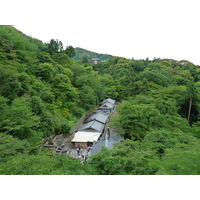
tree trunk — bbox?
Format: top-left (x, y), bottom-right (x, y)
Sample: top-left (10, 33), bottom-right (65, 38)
top-left (188, 98), bottom-right (192, 123)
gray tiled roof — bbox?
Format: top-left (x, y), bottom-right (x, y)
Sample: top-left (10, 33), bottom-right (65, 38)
top-left (109, 128), bottom-right (124, 142)
top-left (79, 120), bottom-right (104, 133)
top-left (85, 112), bottom-right (109, 124)
top-left (97, 109), bottom-right (111, 115)
top-left (99, 102), bottom-right (114, 110)
top-left (102, 98), bottom-right (116, 105)
top-left (110, 132), bottom-right (123, 142)
top-left (91, 136), bottom-right (117, 155)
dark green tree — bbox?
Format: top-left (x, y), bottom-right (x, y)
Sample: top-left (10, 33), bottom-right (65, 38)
top-left (79, 85), bottom-right (96, 109)
top-left (47, 39), bottom-right (63, 55)
top-left (52, 53), bottom-right (71, 65)
top-left (152, 142), bottom-right (200, 175)
top-left (0, 152), bottom-right (95, 175)
top-left (65, 46), bottom-right (75, 57)
top-left (37, 52), bottom-right (54, 63)
top-left (0, 133), bottom-right (30, 162)
top-left (81, 56), bottom-right (89, 64)
top-left (0, 97), bottom-right (39, 139)
top-left (113, 102), bottom-right (162, 140)
top-left (185, 82), bottom-right (199, 123)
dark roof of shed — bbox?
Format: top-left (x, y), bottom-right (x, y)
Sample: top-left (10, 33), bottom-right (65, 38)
top-left (85, 112), bottom-right (109, 124)
top-left (79, 120), bottom-right (104, 133)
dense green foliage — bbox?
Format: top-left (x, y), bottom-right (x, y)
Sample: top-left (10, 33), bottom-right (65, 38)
top-left (0, 26), bottom-right (200, 175)
top-left (88, 57), bottom-right (200, 175)
top-left (0, 26), bottom-right (113, 174)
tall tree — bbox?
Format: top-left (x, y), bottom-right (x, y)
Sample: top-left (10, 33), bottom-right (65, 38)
top-left (185, 82), bottom-right (198, 123)
top-left (65, 46), bottom-right (75, 57)
top-left (47, 39), bottom-right (63, 55)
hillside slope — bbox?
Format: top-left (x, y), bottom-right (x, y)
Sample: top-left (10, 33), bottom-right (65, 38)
top-left (1, 25), bottom-right (200, 175)
top-left (0, 25), bottom-right (46, 52)
top-left (74, 47), bottom-right (112, 61)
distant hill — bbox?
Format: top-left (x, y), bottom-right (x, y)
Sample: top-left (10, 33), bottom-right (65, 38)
top-left (74, 47), bottom-right (112, 61)
top-left (0, 25), bottom-right (47, 52)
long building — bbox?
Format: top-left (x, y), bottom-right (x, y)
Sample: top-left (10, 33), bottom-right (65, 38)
top-left (79, 120), bottom-right (105, 133)
top-left (84, 111), bottom-right (109, 124)
top-left (71, 98), bottom-right (116, 148)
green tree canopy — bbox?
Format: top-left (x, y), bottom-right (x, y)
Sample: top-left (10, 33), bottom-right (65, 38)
top-left (65, 46), bottom-right (75, 58)
top-left (47, 39), bottom-right (63, 55)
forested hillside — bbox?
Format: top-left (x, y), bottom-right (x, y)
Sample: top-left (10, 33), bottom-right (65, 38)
top-left (0, 25), bottom-right (200, 175)
top-left (74, 47), bottom-right (112, 61)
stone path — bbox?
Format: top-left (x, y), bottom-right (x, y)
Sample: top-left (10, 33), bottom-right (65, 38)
top-left (68, 147), bottom-right (92, 163)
